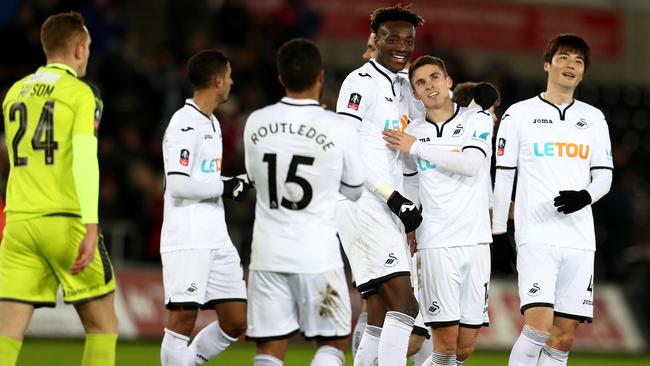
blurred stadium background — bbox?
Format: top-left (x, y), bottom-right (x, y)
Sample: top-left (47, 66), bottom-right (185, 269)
top-left (1, 0), bottom-right (649, 365)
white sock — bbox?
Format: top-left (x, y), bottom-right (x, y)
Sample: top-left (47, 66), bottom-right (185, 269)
top-left (537, 345), bottom-right (569, 366)
top-left (188, 321), bottom-right (237, 364)
top-left (161, 328), bottom-right (190, 366)
top-left (354, 325), bottom-right (381, 366)
top-left (310, 345), bottom-right (345, 366)
top-left (410, 335), bottom-right (432, 366)
top-left (427, 351), bottom-right (456, 365)
top-left (254, 354), bottom-right (284, 366)
top-left (508, 325), bottom-right (549, 366)
top-left (377, 311), bottom-right (415, 366)
top-left (456, 361), bottom-right (464, 366)
top-left (352, 312), bottom-right (368, 357)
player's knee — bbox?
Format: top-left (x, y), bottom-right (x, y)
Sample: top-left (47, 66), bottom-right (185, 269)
top-left (457, 344), bottom-right (476, 361)
top-left (549, 332), bottom-right (575, 351)
top-left (221, 317), bottom-right (247, 338)
top-left (435, 337), bottom-right (457, 355)
top-left (405, 300), bottom-right (420, 319)
top-left (168, 313), bottom-right (197, 335)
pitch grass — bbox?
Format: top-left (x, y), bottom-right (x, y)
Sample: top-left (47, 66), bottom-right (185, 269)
top-left (17, 338), bottom-right (650, 365)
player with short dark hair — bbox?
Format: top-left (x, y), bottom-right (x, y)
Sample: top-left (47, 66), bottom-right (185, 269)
top-left (383, 55), bottom-right (496, 366)
top-left (0, 11), bottom-right (117, 366)
top-left (492, 33), bottom-right (612, 366)
top-left (336, 4), bottom-right (426, 365)
top-left (160, 49), bottom-right (251, 366)
top-left (244, 38), bottom-right (364, 366)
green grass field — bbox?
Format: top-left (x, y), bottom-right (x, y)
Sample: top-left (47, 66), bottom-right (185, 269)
top-left (16, 339), bottom-right (650, 365)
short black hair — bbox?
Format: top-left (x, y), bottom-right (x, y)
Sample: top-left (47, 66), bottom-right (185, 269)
top-left (543, 33), bottom-right (591, 70)
top-left (277, 38), bottom-right (322, 92)
top-left (186, 50), bottom-right (229, 90)
top-left (370, 4), bottom-right (424, 34)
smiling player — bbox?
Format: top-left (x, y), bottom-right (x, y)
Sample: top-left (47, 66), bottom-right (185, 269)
top-left (492, 34), bottom-right (613, 366)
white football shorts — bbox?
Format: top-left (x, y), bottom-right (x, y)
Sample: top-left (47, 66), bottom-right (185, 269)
top-left (161, 243), bottom-right (246, 308)
top-left (517, 242), bottom-right (594, 322)
top-left (418, 244), bottom-right (490, 328)
top-left (336, 197), bottom-right (412, 295)
top-left (246, 268), bottom-right (352, 339)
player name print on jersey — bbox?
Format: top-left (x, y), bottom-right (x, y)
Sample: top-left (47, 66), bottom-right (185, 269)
top-left (248, 122), bottom-right (335, 151)
top-left (533, 142), bottom-right (589, 159)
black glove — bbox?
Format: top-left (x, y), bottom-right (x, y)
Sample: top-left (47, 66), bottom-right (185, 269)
top-left (387, 191), bottom-right (422, 233)
top-left (474, 82), bottom-right (499, 110)
top-left (491, 232), bottom-right (516, 275)
top-left (222, 177), bottom-right (252, 201)
top-left (553, 190), bottom-right (591, 214)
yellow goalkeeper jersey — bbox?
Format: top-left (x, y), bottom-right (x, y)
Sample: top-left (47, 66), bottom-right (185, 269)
top-left (2, 63), bottom-right (102, 223)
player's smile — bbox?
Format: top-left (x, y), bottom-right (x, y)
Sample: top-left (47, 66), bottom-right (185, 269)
top-left (376, 20), bottom-right (416, 73)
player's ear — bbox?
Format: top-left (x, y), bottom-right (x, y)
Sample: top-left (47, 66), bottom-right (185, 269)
top-left (446, 75), bottom-right (453, 90)
top-left (278, 74), bottom-right (286, 88)
top-left (318, 69), bottom-right (324, 84)
top-left (543, 62), bottom-right (551, 73)
top-left (73, 40), bottom-right (84, 61)
top-left (214, 73), bottom-right (223, 89)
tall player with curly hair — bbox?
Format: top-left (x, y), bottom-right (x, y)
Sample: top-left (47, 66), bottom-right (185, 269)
top-left (336, 4), bottom-right (425, 365)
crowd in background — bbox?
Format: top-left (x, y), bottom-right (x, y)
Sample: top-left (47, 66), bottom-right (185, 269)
top-left (0, 0), bottom-right (649, 340)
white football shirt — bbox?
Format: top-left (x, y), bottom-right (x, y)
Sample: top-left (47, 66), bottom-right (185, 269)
top-left (336, 59), bottom-right (411, 198)
top-left (495, 94), bottom-right (614, 250)
top-left (405, 105), bottom-right (494, 248)
top-left (244, 97), bottom-right (364, 273)
top-left (160, 99), bottom-right (228, 253)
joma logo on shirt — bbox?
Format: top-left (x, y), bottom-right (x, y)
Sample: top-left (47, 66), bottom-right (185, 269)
top-left (533, 142), bottom-right (589, 159)
top-left (533, 118), bottom-right (553, 124)
top-left (201, 158), bottom-right (222, 173)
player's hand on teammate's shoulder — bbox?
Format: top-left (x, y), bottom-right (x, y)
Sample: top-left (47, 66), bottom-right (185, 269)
top-left (222, 174), bottom-right (253, 201)
top-left (383, 129), bottom-right (416, 153)
top-left (553, 190), bottom-right (591, 214)
top-left (387, 191), bottom-right (423, 233)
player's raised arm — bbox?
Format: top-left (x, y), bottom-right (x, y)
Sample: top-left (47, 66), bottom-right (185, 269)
top-left (384, 110), bottom-right (493, 177)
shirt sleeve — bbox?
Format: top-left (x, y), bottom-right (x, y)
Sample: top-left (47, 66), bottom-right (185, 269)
top-left (586, 112), bottom-right (614, 203)
top-left (589, 112), bottom-right (614, 171)
top-left (339, 119), bottom-right (365, 201)
top-left (492, 107), bottom-right (519, 234)
top-left (164, 119), bottom-right (199, 177)
top-left (401, 155), bottom-right (420, 207)
top-left (495, 109), bottom-right (519, 169)
top-left (72, 83), bottom-right (101, 224)
top-left (166, 174), bottom-right (224, 200)
top-left (336, 74), bottom-right (373, 125)
top-left (463, 110), bottom-right (494, 158)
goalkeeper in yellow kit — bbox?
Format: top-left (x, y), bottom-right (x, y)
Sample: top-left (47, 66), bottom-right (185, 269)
top-left (0, 12), bottom-right (117, 366)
